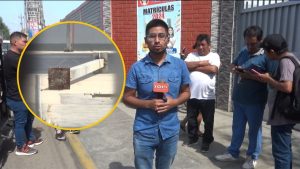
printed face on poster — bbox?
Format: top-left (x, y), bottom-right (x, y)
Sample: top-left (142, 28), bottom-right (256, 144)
top-left (137, 0), bottom-right (181, 60)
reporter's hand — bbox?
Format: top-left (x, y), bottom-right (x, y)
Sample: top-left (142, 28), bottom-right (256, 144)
top-left (156, 96), bottom-right (177, 114)
top-left (147, 99), bottom-right (165, 111)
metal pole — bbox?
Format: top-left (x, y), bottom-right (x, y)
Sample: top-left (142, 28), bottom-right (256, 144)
top-left (65, 24), bottom-right (74, 52)
top-left (0, 32), bottom-right (3, 122)
top-left (36, 74), bottom-right (42, 119)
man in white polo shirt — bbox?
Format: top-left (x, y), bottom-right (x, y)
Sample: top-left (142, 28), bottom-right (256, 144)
top-left (185, 34), bottom-right (220, 152)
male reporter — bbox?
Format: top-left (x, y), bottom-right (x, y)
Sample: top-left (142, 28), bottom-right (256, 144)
top-left (123, 19), bottom-right (190, 169)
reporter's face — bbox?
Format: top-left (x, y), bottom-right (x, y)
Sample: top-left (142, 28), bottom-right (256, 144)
top-left (144, 26), bottom-right (169, 55)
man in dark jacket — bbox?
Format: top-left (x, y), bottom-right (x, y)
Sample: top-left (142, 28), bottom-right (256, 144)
top-left (4, 32), bottom-right (43, 155)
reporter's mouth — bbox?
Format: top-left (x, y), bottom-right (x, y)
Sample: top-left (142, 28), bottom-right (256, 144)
top-left (154, 46), bottom-right (162, 50)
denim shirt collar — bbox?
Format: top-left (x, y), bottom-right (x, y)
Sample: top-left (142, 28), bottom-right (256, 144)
top-left (249, 48), bottom-right (264, 57)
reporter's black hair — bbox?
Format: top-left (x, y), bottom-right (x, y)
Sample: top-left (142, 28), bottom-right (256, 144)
top-left (145, 19), bottom-right (169, 36)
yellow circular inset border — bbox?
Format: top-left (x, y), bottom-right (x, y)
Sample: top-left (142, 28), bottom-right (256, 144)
top-left (17, 21), bottom-right (126, 131)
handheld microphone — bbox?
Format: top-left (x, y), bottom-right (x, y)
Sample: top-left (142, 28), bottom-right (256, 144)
top-left (153, 81), bottom-right (169, 102)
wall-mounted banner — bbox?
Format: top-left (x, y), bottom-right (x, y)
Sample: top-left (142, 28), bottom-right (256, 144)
top-left (137, 0), bottom-right (181, 60)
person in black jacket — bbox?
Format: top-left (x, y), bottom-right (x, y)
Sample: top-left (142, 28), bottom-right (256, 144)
top-left (4, 32), bottom-right (43, 156)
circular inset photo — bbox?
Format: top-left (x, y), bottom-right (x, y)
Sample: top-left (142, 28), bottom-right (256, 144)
top-left (18, 21), bottom-right (125, 130)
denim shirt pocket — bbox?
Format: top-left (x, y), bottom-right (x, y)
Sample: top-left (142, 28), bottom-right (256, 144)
top-left (137, 73), bottom-right (153, 95)
top-left (168, 72), bottom-right (180, 83)
top-left (167, 72), bottom-right (180, 96)
top-left (138, 73), bottom-right (153, 84)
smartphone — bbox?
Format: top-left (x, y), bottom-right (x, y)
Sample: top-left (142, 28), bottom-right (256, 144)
top-left (235, 67), bottom-right (245, 73)
top-left (250, 65), bottom-right (266, 73)
top-left (250, 69), bottom-right (260, 75)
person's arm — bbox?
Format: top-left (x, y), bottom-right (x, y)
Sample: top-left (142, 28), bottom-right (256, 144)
top-left (123, 65), bottom-right (166, 111)
top-left (155, 84), bottom-right (190, 113)
top-left (231, 62), bottom-right (263, 81)
top-left (193, 65), bottom-right (218, 74)
top-left (238, 70), bottom-right (261, 81)
top-left (231, 50), bottom-right (244, 73)
top-left (255, 72), bottom-right (292, 93)
top-left (185, 60), bottom-right (210, 71)
top-left (267, 78), bottom-right (292, 93)
top-left (188, 53), bottom-right (221, 74)
top-left (254, 58), bottom-right (294, 93)
top-left (123, 87), bottom-right (164, 111)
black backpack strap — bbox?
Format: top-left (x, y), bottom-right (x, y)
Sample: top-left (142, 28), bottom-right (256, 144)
top-left (280, 55), bottom-right (300, 67)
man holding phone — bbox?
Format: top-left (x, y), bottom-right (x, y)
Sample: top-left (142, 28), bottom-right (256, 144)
top-left (215, 26), bottom-right (277, 169)
top-left (254, 34), bottom-right (300, 169)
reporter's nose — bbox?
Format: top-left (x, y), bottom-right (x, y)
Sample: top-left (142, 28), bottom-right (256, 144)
top-left (154, 36), bottom-right (160, 43)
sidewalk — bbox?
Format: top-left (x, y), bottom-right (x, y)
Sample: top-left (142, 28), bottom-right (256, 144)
top-left (1, 102), bottom-right (299, 169)
top-left (77, 102), bottom-right (300, 169)
top-left (0, 120), bottom-right (80, 169)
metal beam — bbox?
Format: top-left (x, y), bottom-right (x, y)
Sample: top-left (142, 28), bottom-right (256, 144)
top-left (48, 59), bottom-right (104, 90)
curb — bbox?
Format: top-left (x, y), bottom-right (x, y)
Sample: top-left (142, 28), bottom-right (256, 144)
top-left (66, 132), bottom-right (97, 169)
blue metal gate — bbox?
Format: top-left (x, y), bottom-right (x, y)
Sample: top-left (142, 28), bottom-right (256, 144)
top-left (234, 0), bottom-right (300, 129)
top-left (235, 0), bottom-right (300, 55)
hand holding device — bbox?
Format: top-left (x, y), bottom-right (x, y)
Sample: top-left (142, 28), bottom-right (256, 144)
top-left (235, 67), bottom-right (245, 73)
top-left (250, 69), bottom-right (260, 75)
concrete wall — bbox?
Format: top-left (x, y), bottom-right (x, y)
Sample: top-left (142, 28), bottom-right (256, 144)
top-left (214, 0), bottom-right (237, 111)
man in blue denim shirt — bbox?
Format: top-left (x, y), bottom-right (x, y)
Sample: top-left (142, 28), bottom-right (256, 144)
top-left (123, 19), bottom-right (190, 169)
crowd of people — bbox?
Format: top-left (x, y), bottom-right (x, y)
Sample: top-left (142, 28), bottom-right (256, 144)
top-left (2, 18), bottom-right (299, 169)
top-left (124, 19), bottom-right (299, 169)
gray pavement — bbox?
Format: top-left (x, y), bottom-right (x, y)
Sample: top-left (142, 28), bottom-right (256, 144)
top-left (78, 103), bottom-right (300, 169)
top-left (0, 120), bottom-right (80, 169)
top-left (1, 102), bottom-right (299, 169)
